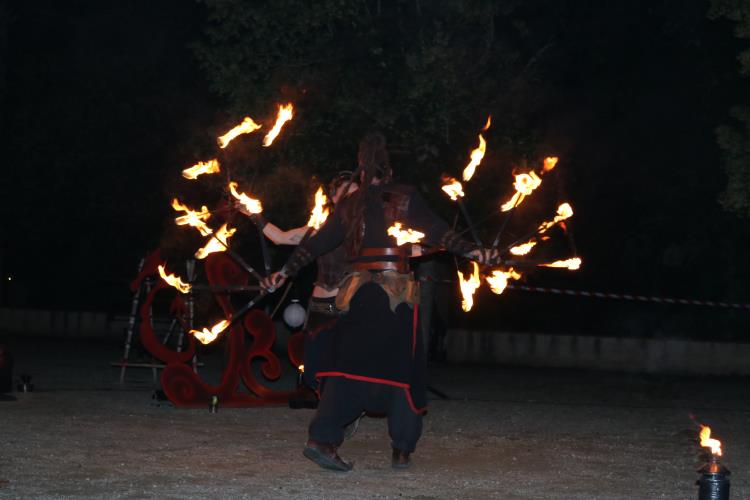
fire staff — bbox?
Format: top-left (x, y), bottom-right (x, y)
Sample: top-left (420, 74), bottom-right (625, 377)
top-left (264, 132), bottom-right (496, 471)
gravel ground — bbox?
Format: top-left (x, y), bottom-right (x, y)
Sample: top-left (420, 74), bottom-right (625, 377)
top-left (1, 336), bottom-right (748, 499)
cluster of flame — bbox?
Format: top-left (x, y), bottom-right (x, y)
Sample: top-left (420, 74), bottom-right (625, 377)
top-left (307, 187), bottom-right (330, 230)
top-left (159, 103), bottom-right (296, 344)
top-left (700, 425), bottom-right (722, 457)
top-left (387, 222), bottom-right (425, 246)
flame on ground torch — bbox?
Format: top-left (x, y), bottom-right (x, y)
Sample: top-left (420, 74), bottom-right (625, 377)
top-left (195, 223), bottom-right (237, 260)
top-left (191, 319), bottom-right (231, 345)
top-left (540, 257), bottom-right (582, 271)
top-left (538, 202), bottom-right (574, 234)
top-left (228, 181), bottom-right (263, 214)
top-left (700, 425), bottom-right (723, 457)
top-left (172, 198), bottom-right (213, 236)
top-left (182, 159), bottom-right (220, 180)
top-left (218, 116), bottom-right (262, 149)
top-left (485, 268), bottom-right (522, 295)
top-left (157, 264), bottom-right (192, 294)
top-left (510, 241), bottom-right (537, 256)
top-left (307, 186), bottom-right (330, 230)
top-left (263, 103), bottom-right (294, 147)
top-left (387, 222), bottom-right (425, 246)
top-left (500, 171), bottom-right (543, 212)
top-left (441, 177), bottom-right (465, 201)
top-left (457, 261), bottom-right (482, 312)
top-left (462, 134), bottom-right (487, 182)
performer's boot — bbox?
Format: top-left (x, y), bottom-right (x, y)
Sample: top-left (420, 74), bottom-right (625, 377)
top-left (303, 440), bottom-right (353, 472)
top-left (391, 448), bottom-right (412, 469)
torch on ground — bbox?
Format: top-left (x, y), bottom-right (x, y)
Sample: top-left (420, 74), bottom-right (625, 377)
top-left (697, 424), bottom-right (730, 500)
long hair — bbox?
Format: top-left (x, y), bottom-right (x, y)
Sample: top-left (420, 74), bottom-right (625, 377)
top-left (341, 132), bottom-right (391, 255)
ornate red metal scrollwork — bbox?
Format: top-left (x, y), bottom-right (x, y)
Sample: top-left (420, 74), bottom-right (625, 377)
top-left (138, 251), bottom-right (305, 407)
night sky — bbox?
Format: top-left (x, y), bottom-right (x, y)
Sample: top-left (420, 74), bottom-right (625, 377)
top-left (2, 1), bottom-right (749, 340)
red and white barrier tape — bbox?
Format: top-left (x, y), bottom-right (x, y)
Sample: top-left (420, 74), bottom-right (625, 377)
top-left (505, 284), bottom-right (750, 311)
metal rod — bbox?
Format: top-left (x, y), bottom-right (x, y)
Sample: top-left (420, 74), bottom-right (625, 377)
top-left (191, 284), bottom-right (262, 292)
top-left (456, 198), bottom-right (483, 247)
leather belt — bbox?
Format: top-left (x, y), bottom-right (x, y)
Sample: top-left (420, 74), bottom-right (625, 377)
top-left (354, 247), bottom-right (409, 273)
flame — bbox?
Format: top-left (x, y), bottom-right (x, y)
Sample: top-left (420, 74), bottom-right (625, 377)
top-left (157, 264), bottom-right (191, 294)
top-left (462, 134), bottom-right (487, 182)
top-left (700, 425), bottom-right (722, 456)
top-left (171, 198), bottom-right (212, 236)
top-left (228, 181), bottom-right (263, 214)
top-left (263, 103), bottom-right (294, 147)
top-left (510, 241), bottom-right (537, 256)
top-left (457, 261), bottom-right (482, 312)
top-left (387, 222), bottom-right (425, 246)
top-left (543, 156), bottom-right (559, 173)
top-left (441, 177), bottom-right (465, 201)
top-left (537, 202), bottom-right (574, 234)
top-left (482, 115), bottom-right (492, 132)
top-left (195, 223), bottom-right (236, 259)
top-left (191, 319), bottom-right (230, 345)
top-left (298, 364), bottom-right (304, 373)
top-left (485, 268), bottom-right (521, 295)
top-left (500, 171), bottom-right (543, 212)
top-left (541, 257), bottom-right (581, 270)
top-left (218, 116), bottom-right (262, 149)
top-left (182, 159), bottom-right (220, 180)
top-left (307, 186), bottom-right (330, 229)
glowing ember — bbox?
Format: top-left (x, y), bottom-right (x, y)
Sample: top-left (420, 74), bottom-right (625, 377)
top-left (387, 222), bottom-right (425, 246)
top-left (195, 223), bottom-right (237, 259)
top-left (298, 364), bottom-right (304, 373)
top-left (457, 261), bottom-right (481, 312)
top-left (541, 257), bottom-right (581, 270)
top-left (307, 186), bottom-right (329, 229)
top-left (462, 134), bottom-right (487, 182)
top-left (538, 202), bottom-right (574, 234)
top-left (157, 264), bottom-right (191, 294)
top-left (182, 159), bottom-right (220, 180)
top-left (485, 268), bottom-right (521, 295)
top-left (543, 156), bottom-right (559, 173)
top-left (191, 319), bottom-right (230, 345)
top-left (500, 171), bottom-right (543, 212)
top-left (441, 177), bottom-right (465, 201)
top-left (510, 241), bottom-right (537, 256)
top-left (218, 116), bottom-right (262, 149)
top-left (700, 425), bottom-right (723, 456)
top-left (228, 181), bottom-right (263, 214)
top-left (262, 103), bottom-right (294, 147)
top-left (171, 198), bottom-right (212, 236)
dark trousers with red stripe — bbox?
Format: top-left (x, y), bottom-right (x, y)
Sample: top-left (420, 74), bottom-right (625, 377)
top-left (309, 376), bottom-right (423, 452)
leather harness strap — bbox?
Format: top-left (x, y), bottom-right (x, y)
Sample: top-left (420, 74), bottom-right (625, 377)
top-left (354, 247), bottom-right (409, 273)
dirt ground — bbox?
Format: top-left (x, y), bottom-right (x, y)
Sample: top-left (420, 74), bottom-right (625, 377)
top-left (1, 336), bottom-right (748, 499)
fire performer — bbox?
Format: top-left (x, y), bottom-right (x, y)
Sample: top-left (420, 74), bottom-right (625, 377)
top-left (264, 132), bottom-right (496, 471)
top-left (236, 172), bottom-right (358, 390)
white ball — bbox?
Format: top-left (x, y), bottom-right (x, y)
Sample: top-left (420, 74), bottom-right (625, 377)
top-left (283, 301), bottom-right (307, 328)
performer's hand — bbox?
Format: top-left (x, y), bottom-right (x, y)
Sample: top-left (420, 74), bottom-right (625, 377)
top-left (261, 271), bottom-right (287, 292)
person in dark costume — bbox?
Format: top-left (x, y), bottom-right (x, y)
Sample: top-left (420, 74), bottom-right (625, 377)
top-left (264, 132), bottom-right (495, 471)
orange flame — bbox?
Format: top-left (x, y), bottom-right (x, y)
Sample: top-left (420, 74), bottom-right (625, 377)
top-left (195, 223), bottom-right (236, 260)
top-left (307, 186), bottom-right (330, 229)
top-left (510, 241), bottom-right (537, 256)
top-left (441, 177), bottom-right (465, 201)
top-left (541, 257), bottom-right (581, 270)
top-left (387, 222), bottom-right (425, 246)
top-left (171, 198), bottom-right (212, 236)
top-left (182, 159), bottom-right (220, 180)
top-left (218, 116), bottom-right (262, 149)
top-left (228, 181), bottom-right (263, 215)
top-left (538, 202), bottom-right (574, 234)
top-left (262, 103), bottom-right (294, 147)
top-left (157, 264), bottom-right (191, 294)
top-left (700, 425), bottom-right (722, 456)
top-left (500, 171), bottom-right (542, 212)
top-left (482, 115), bottom-right (492, 132)
top-left (191, 319), bottom-right (230, 345)
top-left (485, 268), bottom-right (521, 295)
top-left (298, 364), bottom-right (304, 373)
top-left (457, 261), bottom-right (481, 312)
top-left (462, 134), bottom-right (487, 182)
top-left (543, 156), bottom-right (559, 173)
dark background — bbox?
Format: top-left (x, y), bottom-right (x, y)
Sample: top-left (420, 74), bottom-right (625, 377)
top-left (2, 0), bottom-right (749, 340)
